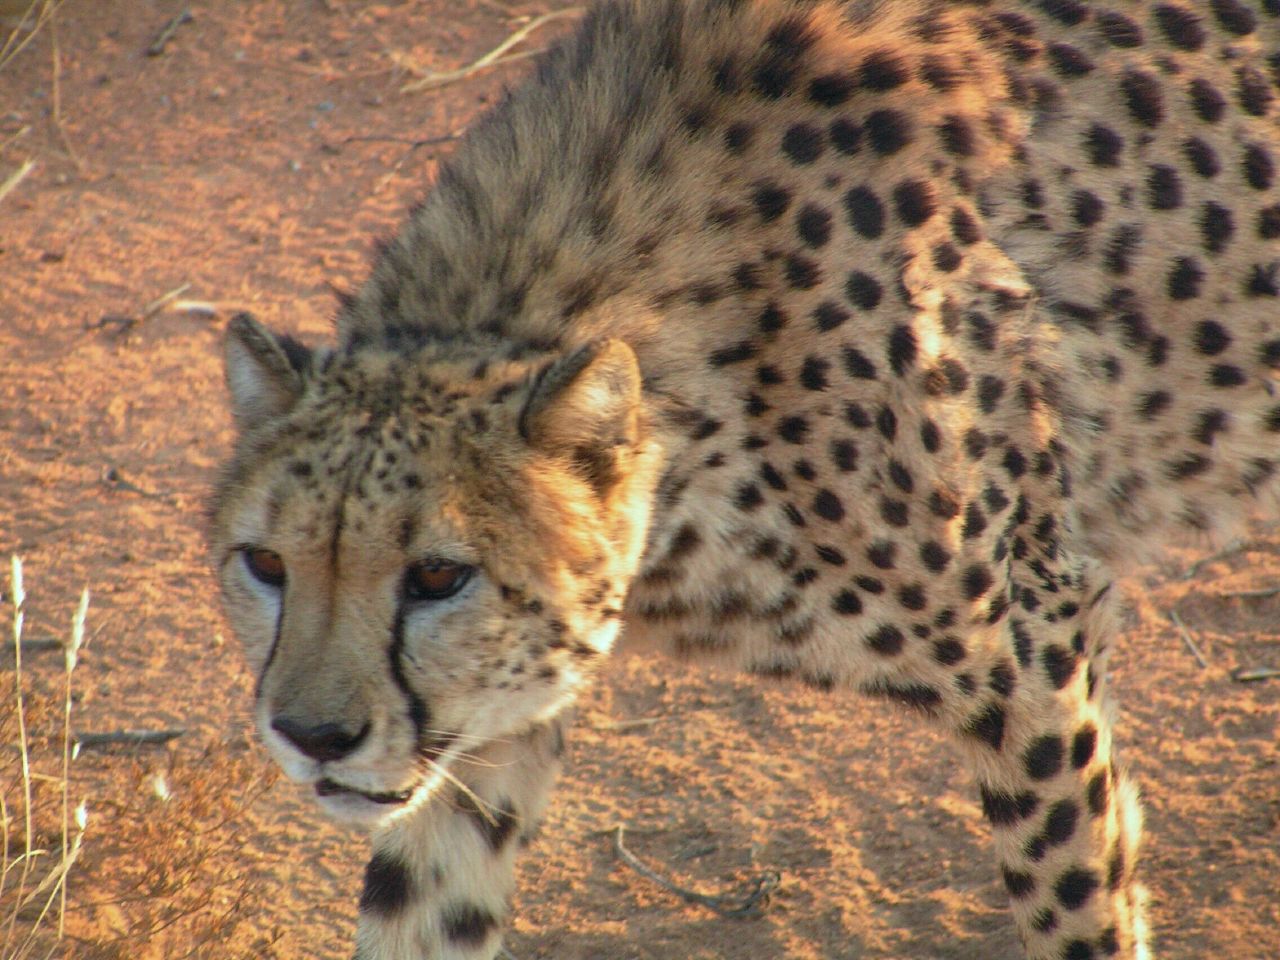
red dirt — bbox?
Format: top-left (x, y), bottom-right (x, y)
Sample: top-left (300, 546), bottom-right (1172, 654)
top-left (1, 3), bottom-right (1277, 958)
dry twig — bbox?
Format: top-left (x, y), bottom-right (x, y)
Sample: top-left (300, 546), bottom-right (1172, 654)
top-left (612, 825), bottom-right (779, 920)
top-left (1166, 610), bottom-right (1209, 670)
top-left (75, 729), bottom-right (186, 750)
top-left (146, 8), bottom-right (193, 57)
top-left (1231, 666), bottom-right (1280, 683)
top-left (399, 8), bottom-right (581, 93)
top-left (0, 157), bottom-right (34, 206)
top-left (1179, 538), bottom-right (1248, 581)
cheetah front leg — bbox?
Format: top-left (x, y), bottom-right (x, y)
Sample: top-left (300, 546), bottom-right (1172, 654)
top-left (353, 716), bottom-right (568, 960)
top-left (959, 569), bottom-right (1150, 960)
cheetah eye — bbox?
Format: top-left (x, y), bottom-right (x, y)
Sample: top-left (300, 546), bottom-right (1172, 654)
top-left (243, 547), bottom-right (286, 588)
top-left (403, 559), bottom-right (473, 603)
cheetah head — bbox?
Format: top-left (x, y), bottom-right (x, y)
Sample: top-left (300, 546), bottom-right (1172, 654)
top-left (210, 314), bottom-right (659, 828)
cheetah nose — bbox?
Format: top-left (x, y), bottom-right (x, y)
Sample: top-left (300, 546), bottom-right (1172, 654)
top-left (271, 716), bottom-right (370, 763)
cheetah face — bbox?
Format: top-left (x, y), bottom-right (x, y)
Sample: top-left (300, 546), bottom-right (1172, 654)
top-left (211, 315), bottom-right (658, 828)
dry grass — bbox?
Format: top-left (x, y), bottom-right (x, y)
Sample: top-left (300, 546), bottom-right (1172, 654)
top-left (3, 560), bottom-right (282, 960)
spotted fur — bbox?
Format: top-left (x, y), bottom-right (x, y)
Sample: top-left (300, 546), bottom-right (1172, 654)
top-left (211, 2), bottom-right (1280, 958)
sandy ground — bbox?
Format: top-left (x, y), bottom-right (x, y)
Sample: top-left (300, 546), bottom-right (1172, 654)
top-left (1, 2), bottom-right (1277, 958)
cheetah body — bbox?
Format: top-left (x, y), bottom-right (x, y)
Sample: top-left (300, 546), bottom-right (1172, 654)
top-left (211, 2), bottom-right (1280, 958)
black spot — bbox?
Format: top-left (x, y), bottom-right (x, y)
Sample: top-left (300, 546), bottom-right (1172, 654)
top-left (1047, 43), bottom-right (1093, 77)
top-left (844, 185), bottom-right (886, 238)
top-left (875, 404), bottom-right (896, 437)
top-left (1024, 735), bottom-right (1065, 780)
top-left (813, 489), bottom-right (845, 522)
top-left (785, 255), bottom-right (821, 290)
top-left (1262, 340), bottom-right (1280, 368)
top-left (1071, 190), bottom-right (1104, 227)
top-left (733, 261), bottom-right (764, 291)
top-left (893, 179), bottom-right (938, 226)
top-left (962, 564), bottom-right (994, 599)
top-left (1154, 4), bottom-right (1206, 50)
top-left (708, 340), bottom-right (757, 366)
top-left (782, 123), bottom-right (825, 164)
top-left (735, 482), bottom-right (764, 511)
top-left (778, 415), bottom-right (809, 444)
top-left (1193, 408), bottom-right (1229, 445)
top-left (964, 703), bottom-right (1006, 750)
top-left (1045, 799), bottom-right (1080, 848)
top-left (932, 242), bottom-right (962, 272)
top-left (1146, 164), bottom-right (1181, 209)
top-left (1188, 79), bottom-right (1226, 123)
top-left (1095, 11), bottom-right (1143, 46)
top-left (1084, 124), bottom-right (1123, 166)
top-left (460, 795), bottom-right (518, 851)
top-left (1244, 143), bottom-right (1275, 190)
top-left (359, 851), bottom-right (414, 916)
top-left (988, 661), bottom-right (1016, 696)
top-left (800, 356), bottom-right (831, 391)
top-left (1055, 868), bottom-right (1100, 910)
top-left (1258, 205), bottom-right (1280, 240)
top-left (809, 73), bottom-right (855, 107)
top-left (724, 122), bottom-right (754, 154)
top-left (443, 903), bottom-right (498, 946)
top-left (920, 55), bottom-right (962, 90)
top-left (758, 301), bottom-right (788, 334)
top-left (866, 624), bottom-right (905, 655)
top-left (1210, 364), bottom-right (1246, 387)
top-left (1071, 725), bottom-right (1097, 768)
top-left (865, 109), bottom-right (912, 155)
top-left (832, 589), bottom-right (863, 615)
top-left (830, 438), bottom-right (858, 471)
top-left (1212, 0), bottom-right (1257, 33)
top-left (1041, 644), bottom-right (1078, 689)
top-left (880, 498), bottom-right (909, 527)
top-left (1166, 257), bottom-right (1203, 300)
top-left (1120, 70), bottom-right (1164, 126)
top-left (1038, 0), bottom-right (1088, 25)
top-left (1200, 202), bottom-right (1234, 254)
top-left (1236, 66), bottom-right (1274, 117)
top-left (759, 462), bottom-right (788, 491)
top-left (980, 786), bottom-right (1038, 825)
top-left (843, 346), bottom-right (878, 379)
top-left (752, 182), bottom-right (792, 222)
top-left (1003, 867), bottom-right (1036, 898)
top-left (863, 681), bottom-right (943, 712)
top-left (887, 325), bottom-right (918, 375)
top-left (1104, 224), bottom-right (1142, 275)
top-left (1183, 137), bottom-right (1220, 178)
top-left (951, 207), bottom-right (981, 245)
top-left (860, 50), bottom-right (910, 90)
top-left (796, 204), bottom-right (833, 248)
top-left (937, 115), bottom-right (976, 156)
top-left (829, 117), bottom-right (863, 154)
top-left (1249, 263), bottom-right (1280, 297)
top-left (845, 271), bottom-right (883, 310)
top-left (813, 301), bottom-right (850, 332)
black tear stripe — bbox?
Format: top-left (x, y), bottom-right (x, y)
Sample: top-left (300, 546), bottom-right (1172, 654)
top-left (359, 850), bottom-right (415, 916)
top-left (254, 593), bottom-right (285, 704)
top-left (390, 605), bottom-right (432, 746)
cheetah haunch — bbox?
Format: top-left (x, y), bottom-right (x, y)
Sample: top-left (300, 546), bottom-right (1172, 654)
top-left (211, 2), bottom-right (1280, 957)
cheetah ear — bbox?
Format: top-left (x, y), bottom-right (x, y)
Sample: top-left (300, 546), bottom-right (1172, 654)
top-left (224, 312), bottom-right (311, 431)
top-left (518, 338), bottom-right (642, 496)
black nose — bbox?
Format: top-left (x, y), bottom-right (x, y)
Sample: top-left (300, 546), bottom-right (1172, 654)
top-left (271, 716), bottom-right (369, 763)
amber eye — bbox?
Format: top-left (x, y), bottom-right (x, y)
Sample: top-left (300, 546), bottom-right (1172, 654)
top-left (403, 559), bottom-right (473, 603)
top-left (243, 547), bottom-right (286, 588)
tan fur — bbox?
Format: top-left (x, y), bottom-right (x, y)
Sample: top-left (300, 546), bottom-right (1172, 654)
top-left (211, 2), bottom-right (1279, 958)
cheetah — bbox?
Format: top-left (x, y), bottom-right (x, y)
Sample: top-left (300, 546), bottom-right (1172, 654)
top-left (210, 1), bottom-right (1280, 958)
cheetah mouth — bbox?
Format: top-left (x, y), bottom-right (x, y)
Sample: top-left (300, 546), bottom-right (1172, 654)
top-left (315, 778), bottom-right (414, 805)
